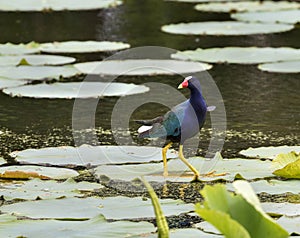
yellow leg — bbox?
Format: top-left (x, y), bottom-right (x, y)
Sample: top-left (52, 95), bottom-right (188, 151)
top-left (178, 144), bottom-right (200, 181)
top-left (162, 142), bottom-right (172, 177)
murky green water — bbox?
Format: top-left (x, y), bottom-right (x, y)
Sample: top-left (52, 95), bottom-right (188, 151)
top-left (0, 0), bottom-right (299, 157)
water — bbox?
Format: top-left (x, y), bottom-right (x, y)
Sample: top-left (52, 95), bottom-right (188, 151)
top-left (0, 0), bottom-right (299, 157)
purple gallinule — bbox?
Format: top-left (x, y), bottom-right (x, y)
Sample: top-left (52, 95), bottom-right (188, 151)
top-left (136, 76), bottom-right (216, 181)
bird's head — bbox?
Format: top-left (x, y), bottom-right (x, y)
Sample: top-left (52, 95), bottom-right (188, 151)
top-left (178, 76), bottom-right (200, 90)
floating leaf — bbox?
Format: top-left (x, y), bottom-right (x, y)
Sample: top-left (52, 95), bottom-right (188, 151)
top-left (0, 42), bottom-right (40, 55)
top-left (0, 55), bottom-right (75, 66)
top-left (232, 10), bottom-right (300, 24)
top-left (272, 152), bottom-right (300, 179)
top-left (167, 0), bottom-right (245, 2)
top-left (0, 0), bottom-right (122, 12)
top-left (277, 216), bottom-right (300, 235)
top-left (0, 214), bottom-right (155, 238)
top-left (94, 156), bottom-right (275, 183)
top-left (258, 61), bottom-right (300, 73)
top-left (3, 82), bottom-right (150, 98)
top-left (40, 41), bottom-right (130, 53)
top-left (0, 77), bottom-right (28, 89)
top-left (227, 179), bottom-right (300, 195)
top-left (10, 145), bottom-right (177, 166)
top-left (0, 157), bottom-right (6, 165)
top-left (161, 21), bottom-right (293, 36)
top-left (262, 202), bottom-right (300, 217)
top-left (74, 59), bottom-right (212, 75)
top-left (0, 178), bottom-right (103, 201)
top-left (0, 65), bottom-right (79, 80)
top-left (195, 221), bottom-right (221, 235)
top-left (195, 181), bottom-right (289, 238)
top-left (172, 47), bottom-right (300, 64)
top-left (0, 166), bottom-right (79, 180)
top-left (0, 196), bottom-right (194, 220)
top-left (239, 146), bottom-right (300, 159)
top-left (195, 1), bottom-right (300, 13)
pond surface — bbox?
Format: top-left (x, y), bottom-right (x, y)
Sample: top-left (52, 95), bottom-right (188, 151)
top-left (0, 0), bottom-right (299, 158)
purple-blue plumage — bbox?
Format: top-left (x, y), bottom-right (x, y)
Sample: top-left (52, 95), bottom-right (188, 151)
top-left (136, 76), bottom-right (208, 144)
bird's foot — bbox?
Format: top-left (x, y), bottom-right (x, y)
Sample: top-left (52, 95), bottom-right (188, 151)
top-left (202, 170), bottom-right (228, 177)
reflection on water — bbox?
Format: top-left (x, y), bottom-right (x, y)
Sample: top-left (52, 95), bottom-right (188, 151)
top-left (0, 0), bottom-right (299, 157)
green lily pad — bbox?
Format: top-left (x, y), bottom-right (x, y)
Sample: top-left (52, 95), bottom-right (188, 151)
top-left (0, 196), bottom-right (194, 220)
top-left (172, 47), bottom-right (300, 64)
top-left (0, 77), bottom-right (28, 89)
top-left (94, 156), bottom-right (275, 183)
top-left (262, 202), bottom-right (300, 217)
top-left (195, 221), bottom-right (221, 234)
top-left (74, 59), bottom-right (212, 75)
top-left (258, 61), bottom-right (300, 73)
top-left (0, 65), bottom-right (79, 80)
top-left (0, 178), bottom-right (103, 201)
top-left (0, 55), bottom-right (75, 66)
top-left (0, 165), bottom-right (79, 180)
top-left (231, 10), bottom-right (300, 24)
top-left (239, 146), bottom-right (300, 159)
top-left (272, 152), bottom-right (300, 179)
top-left (0, 214), bottom-right (155, 238)
top-left (0, 42), bottom-right (40, 55)
top-left (40, 41), bottom-right (130, 53)
top-left (195, 1), bottom-right (300, 13)
top-left (277, 216), bottom-right (300, 235)
top-left (0, 156), bottom-right (6, 165)
top-left (167, 0), bottom-right (245, 2)
top-left (2, 81), bottom-right (150, 98)
top-left (227, 179), bottom-right (300, 195)
top-left (0, 0), bottom-right (122, 12)
top-left (148, 228), bottom-right (223, 237)
top-left (161, 21), bottom-right (293, 36)
top-left (10, 145), bottom-right (177, 166)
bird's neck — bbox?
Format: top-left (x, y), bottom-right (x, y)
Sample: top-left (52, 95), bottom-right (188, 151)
top-left (189, 88), bottom-right (206, 111)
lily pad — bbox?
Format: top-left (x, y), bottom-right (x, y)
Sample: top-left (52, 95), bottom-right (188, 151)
top-left (10, 145), bottom-right (177, 166)
top-left (258, 61), bottom-right (300, 73)
top-left (262, 202), bottom-right (300, 217)
top-left (148, 228), bottom-right (223, 237)
top-left (277, 216), bottom-right (300, 235)
top-left (0, 165), bottom-right (79, 180)
top-left (0, 55), bottom-right (75, 66)
top-left (272, 152), bottom-right (300, 179)
top-left (0, 156), bottom-right (6, 165)
top-left (0, 214), bottom-right (155, 238)
top-left (2, 82), bottom-right (150, 98)
top-left (0, 178), bottom-right (103, 201)
top-left (0, 0), bottom-right (122, 12)
top-left (167, 0), bottom-right (245, 2)
top-left (195, 221), bottom-right (221, 234)
top-left (172, 47), bottom-right (300, 64)
top-left (232, 10), bottom-right (300, 24)
top-left (161, 21), bottom-right (293, 36)
top-left (40, 41), bottom-right (130, 53)
top-left (195, 1), bottom-right (300, 13)
top-left (74, 59), bottom-right (212, 75)
top-left (0, 196), bottom-right (194, 220)
top-left (0, 77), bottom-right (28, 89)
top-left (227, 179), bottom-right (300, 195)
top-left (239, 146), bottom-right (300, 159)
top-left (0, 65), bottom-right (79, 80)
top-left (0, 42), bottom-right (40, 55)
top-left (94, 156), bottom-right (275, 183)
